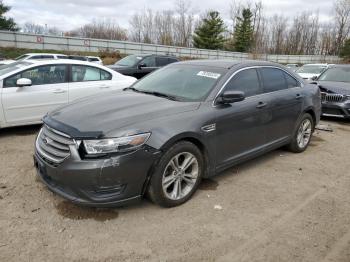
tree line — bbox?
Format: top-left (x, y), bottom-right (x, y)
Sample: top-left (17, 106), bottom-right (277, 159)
top-left (2, 0), bottom-right (350, 57)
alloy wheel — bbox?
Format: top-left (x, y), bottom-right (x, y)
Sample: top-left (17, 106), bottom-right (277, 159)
top-left (162, 152), bottom-right (199, 201)
top-left (297, 118), bottom-right (312, 149)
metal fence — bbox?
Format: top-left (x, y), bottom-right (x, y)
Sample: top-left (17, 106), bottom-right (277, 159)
top-left (0, 30), bottom-right (342, 64)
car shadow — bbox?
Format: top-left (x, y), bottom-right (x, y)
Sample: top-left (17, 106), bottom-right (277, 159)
top-left (321, 116), bottom-right (350, 125)
top-left (0, 124), bottom-right (42, 138)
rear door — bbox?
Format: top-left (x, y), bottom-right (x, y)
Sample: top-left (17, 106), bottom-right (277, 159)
top-left (1, 64), bottom-right (68, 125)
top-left (258, 67), bottom-right (303, 144)
top-left (68, 65), bottom-right (114, 102)
top-left (215, 68), bottom-right (271, 168)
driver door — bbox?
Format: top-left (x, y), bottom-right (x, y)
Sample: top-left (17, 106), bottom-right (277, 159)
top-left (1, 64), bottom-right (68, 125)
top-left (134, 56), bottom-right (158, 79)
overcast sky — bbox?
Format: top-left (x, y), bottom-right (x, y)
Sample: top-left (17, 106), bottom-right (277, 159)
top-left (5, 0), bottom-right (334, 32)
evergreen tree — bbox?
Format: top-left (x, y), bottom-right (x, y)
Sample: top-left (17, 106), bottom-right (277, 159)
top-left (0, 1), bottom-right (18, 31)
top-left (340, 39), bottom-right (350, 60)
top-left (233, 8), bottom-right (253, 52)
top-left (193, 11), bottom-right (226, 50)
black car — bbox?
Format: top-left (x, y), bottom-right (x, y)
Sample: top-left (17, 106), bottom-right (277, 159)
top-left (313, 65), bottom-right (350, 119)
top-left (34, 60), bottom-right (321, 208)
top-left (108, 54), bottom-right (179, 79)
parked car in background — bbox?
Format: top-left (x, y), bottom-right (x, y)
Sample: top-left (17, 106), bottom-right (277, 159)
top-left (108, 54), bottom-right (179, 79)
top-left (296, 63), bottom-right (329, 80)
top-left (0, 60), bottom-right (136, 128)
top-left (313, 65), bottom-right (350, 119)
top-left (87, 56), bottom-right (103, 65)
top-left (286, 64), bottom-right (299, 72)
top-left (0, 53), bottom-right (69, 66)
top-left (34, 60), bottom-right (321, 208)
top-left (67, 55), bottom-right (88, 61)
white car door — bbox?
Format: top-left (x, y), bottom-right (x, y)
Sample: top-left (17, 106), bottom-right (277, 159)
top-left (68, 65), bottom-right (132, 102)
top-left (1, 64), bottom-right (69, 125)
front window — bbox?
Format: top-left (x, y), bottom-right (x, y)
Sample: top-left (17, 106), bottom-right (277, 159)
top-left (115, 55), bottom-right (143, 67)
top-left (297, 65), bottom-right (326, 74)
top-left (318, 67), bottom-right (350, 83)
top-left (4, 64), bottom-right (67, 87)
top-left (130, 65), bottom-right (226, 101)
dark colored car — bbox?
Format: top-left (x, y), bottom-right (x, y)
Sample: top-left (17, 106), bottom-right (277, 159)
top-left (313, 65), bottom-right (350, 119)
top-left (108, 54), bottom-right (179, 79)
top-left (34, 60), bottom-right (321, 208)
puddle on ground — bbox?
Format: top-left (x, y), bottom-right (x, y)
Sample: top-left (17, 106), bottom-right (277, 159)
top-left (199, 179), bottom-right (218, 191)
top-left (56, 201), bottom-right (119, 221)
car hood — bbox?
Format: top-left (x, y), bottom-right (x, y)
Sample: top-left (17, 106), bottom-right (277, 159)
top-left (45, 91), bottom-right (200, 138)
top-left (317, 81), bottom-right (350, 95)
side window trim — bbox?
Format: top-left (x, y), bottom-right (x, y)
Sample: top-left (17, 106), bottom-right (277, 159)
top-left (213, 65), bottom-right (303, 106)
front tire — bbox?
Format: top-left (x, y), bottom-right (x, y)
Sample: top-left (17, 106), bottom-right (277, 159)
top-left (148, 141), bottom-right (204, 207)
top-left (288, 113), bottom-right (314, 153)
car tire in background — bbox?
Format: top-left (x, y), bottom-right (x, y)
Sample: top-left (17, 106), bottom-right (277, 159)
top-left (148, 141), bottom-right (204, 207)
top-left (288, 113), bottom-right (314, 153)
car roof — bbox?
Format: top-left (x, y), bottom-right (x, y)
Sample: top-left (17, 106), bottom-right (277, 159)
top-left (329, 64), bottom-right (350, 68)
top-left (25, 53), bottom-right (67, 56)
top-left (302, 63), bottom-right (328, 66)
top-left (176, 59), bottom-right (283, 69)
top-left (16, 59), bottom-right (102, 66)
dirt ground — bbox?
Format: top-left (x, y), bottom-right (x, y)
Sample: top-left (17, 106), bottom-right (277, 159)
top-left (1, 119), bottom-right (350, 262)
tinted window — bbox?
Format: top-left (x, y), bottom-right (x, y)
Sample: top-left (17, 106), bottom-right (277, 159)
top-left (30, 55), bottom-right (43, 59)
top-left (4, 65), bottom-right (67, 87)
top-left (225, 69), bottom-right (261, 97)
top-left (156, 57), bottom-right (170, 67)
top-left (57, 55), bottom-right (68, 59)
top-left (260, 68), bottom-right (288, 93)
top-left (168, 58), bottom-right (178, 63)
top-left (141, 56), bottom-right (156, 67)
top-left (88, 58), bottom-right (99, 62)
top-left (284, 72), bottom-right (300, 88)
top-left (41, 55), bottom-right (55, 59)
top-left (71, 65), bottom-right (111, 82)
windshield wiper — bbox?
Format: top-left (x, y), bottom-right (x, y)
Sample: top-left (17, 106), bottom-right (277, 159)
top-left (123, 88), bottom-right (178, 101)
top-left (140, 91), bottom-right (178, 101)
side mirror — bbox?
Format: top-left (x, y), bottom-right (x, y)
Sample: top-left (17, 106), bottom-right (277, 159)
top-left (311, 76), bottom-right (318, 81)
top-left (138, 63), bottom-right (146, 69)
top-left (16, 78), bottom-right (32, 87)
top-left (216, 90), bottom-right (245, 104)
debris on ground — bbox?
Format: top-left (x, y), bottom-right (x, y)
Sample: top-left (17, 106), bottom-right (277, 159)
top-left (214, 205), bottom-right (223, 210)
top-left (315, 124), bottom-right (333, 132)
top-left (31, 208), bottom-right (40, 213)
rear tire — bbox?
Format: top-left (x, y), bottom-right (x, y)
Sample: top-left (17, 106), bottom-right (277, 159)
top-left (148, 141), bottom-right (204, 207)
top-left (288, 113), bottom-right (314, 153)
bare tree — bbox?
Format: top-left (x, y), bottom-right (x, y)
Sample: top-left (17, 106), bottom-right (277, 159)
top-left (334, 0), bottom-right (350, 54)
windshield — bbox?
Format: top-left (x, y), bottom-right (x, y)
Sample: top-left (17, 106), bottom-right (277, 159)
top-left (0, 61), bottom-right (32, 76)
top-left (318, 67), bottom-right (350, 83)
top-left (297, 65), bottom-right (326, 74)
top-left (116, 55), bottom-right (143, 67)
top-left (15, 54), bottom-right (30, 61)
top-left (130, 65), bottom-right (226, 102)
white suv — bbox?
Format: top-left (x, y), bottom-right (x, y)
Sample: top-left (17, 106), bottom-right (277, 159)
top-left (0, 60), bottom-right (136, 128)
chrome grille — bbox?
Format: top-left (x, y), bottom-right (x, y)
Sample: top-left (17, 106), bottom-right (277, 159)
top-left (321, 92), bottom-right (344, 103)
top-left (36, 125), bottom-right (74, 165)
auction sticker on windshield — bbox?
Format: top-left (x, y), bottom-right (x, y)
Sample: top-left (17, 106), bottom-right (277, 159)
top-left (197, 71), bottom-right (221, 79)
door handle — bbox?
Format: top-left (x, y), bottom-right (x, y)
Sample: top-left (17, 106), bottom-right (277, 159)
top-left (256, 102), bottom-right (267, 109)
top-left (295, 94), bottom-right (303, 100)
top-left (53, 89), bottom-right (67, 94)
top-left (99, 85), bottom-right (110, 89)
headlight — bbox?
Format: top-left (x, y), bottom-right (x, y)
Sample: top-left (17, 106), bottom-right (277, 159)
top-left (83, 133), bottom-right (151, 154)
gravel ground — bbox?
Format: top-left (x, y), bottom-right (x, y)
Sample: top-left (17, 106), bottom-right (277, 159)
top-left (0, 119), bottom-right (350, 262)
